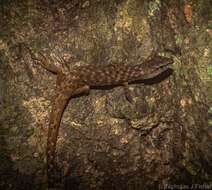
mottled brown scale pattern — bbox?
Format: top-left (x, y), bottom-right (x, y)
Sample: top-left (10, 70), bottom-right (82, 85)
top-left (30, 53), bottom-right (173, 188)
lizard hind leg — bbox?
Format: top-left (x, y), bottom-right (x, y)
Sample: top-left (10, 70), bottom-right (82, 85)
top-left (21, 44), bottom-right (63, 75)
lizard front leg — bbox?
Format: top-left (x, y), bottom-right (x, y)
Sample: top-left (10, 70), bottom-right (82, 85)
top-left (123, 82), bottom-right (133, 103)
top-left (46, 84), bottom-right (90, 188)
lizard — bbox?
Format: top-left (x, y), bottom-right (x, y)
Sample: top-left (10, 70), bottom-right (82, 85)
top-left (23, 47), bottom-right (173, 188)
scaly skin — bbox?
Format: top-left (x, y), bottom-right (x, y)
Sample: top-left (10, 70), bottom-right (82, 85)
top-left (25, 48), bottom-right (173, 188)
top-left (47, 79), bottom-right (90, 186)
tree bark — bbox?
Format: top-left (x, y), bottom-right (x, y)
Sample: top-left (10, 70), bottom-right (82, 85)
top-left (0, 0), bottom-right (211, 189)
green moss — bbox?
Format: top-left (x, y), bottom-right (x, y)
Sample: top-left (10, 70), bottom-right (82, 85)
top-left (175, 35), bottom-right (183, 46)
top-left (180, 159), bottom-right (199, 176)
top-left (207, 65), bottom-right (212, 75)
top-left (208, 107), bottom-right (212, 114)
top-left (172, 56), bottom-right (184, 79)
top-left (147, 0), bottom-right (161, 17)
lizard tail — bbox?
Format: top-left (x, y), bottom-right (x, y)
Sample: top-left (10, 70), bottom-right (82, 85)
top-left (46, 91), bottom-right (70, 188)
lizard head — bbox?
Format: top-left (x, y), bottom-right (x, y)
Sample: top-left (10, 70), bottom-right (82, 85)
top-left (141, 55), bottom-right (174, 79)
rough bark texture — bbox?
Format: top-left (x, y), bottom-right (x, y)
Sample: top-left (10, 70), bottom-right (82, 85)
top-left (0, 0), bottom-right (211, 189)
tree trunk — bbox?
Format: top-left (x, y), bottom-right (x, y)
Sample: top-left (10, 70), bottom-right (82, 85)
top-left (0, 0), bottom-right (211, 189)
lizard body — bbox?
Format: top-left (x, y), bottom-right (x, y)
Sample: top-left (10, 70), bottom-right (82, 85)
top-left (25, 49), bottom-right (173, 187)
top-left (64, 57), bottom-right (173, 87)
